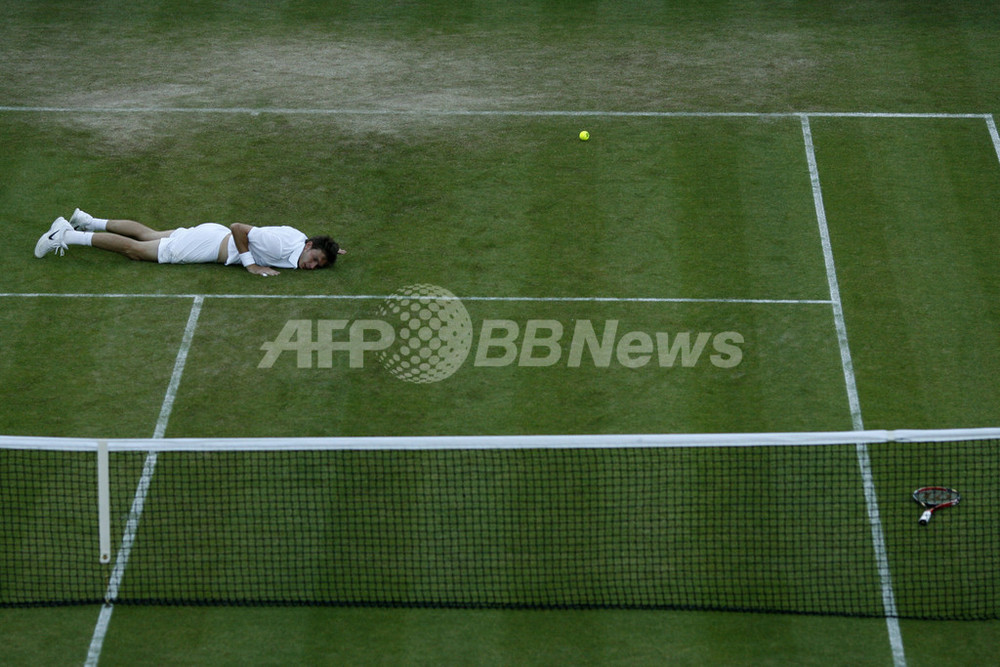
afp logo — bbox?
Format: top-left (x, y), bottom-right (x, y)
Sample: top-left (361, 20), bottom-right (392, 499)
top-left (259, 284), bottom-right (474, 383)
top-left (259, 284), bottom-right (744, 383)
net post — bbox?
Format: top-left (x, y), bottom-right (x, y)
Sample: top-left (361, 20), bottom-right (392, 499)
top-left (97, 440), bottom-right (111, 564)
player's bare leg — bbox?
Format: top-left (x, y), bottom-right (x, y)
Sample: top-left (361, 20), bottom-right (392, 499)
top-left (64, 209), bottom-right (171, 261)
top-left (90, 233), bottom-right (161, 261)
top-left (104, 219), bottom-right (174, 241)
top-left (71, 208), bottom-right (174, 240)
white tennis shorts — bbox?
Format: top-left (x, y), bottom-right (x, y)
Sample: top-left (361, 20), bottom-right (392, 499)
top-left (157, 223), bottom-right (230, 264)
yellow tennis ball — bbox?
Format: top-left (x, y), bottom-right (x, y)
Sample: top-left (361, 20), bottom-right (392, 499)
top-left (579, 130), bottom-right (590, 141)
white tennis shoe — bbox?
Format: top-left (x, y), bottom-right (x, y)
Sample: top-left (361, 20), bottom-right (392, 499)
top-left (34, 217), bottom-right (73, 258)
top-left (69, 208), bottom-right (97, 231)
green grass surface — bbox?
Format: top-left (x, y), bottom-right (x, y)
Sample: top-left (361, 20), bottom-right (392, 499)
top-left (813, 118), bottom-right (1000, 428)
top-left (2, 0), bottom-right (1000, 664)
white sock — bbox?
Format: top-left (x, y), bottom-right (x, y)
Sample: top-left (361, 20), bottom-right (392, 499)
top-left (64, 230), bottom-right (94, 246)
top-left (73, 209), bottom-right (108, 231)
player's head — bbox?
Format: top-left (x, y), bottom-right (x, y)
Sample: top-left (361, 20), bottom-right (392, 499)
top-left (300, 236), bottom-right (345, 270)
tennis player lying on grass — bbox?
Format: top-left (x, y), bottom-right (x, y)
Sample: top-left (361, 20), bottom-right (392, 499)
top-left (34, 209), bottom-right (345, 276)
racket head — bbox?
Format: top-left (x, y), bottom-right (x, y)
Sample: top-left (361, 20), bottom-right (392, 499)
top-left (912, 486), bottom-right (961, 508)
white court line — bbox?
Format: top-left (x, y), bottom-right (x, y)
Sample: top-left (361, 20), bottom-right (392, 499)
top-left (0, 105), bottom-right (992, 120)
top-left (153, 296), bottom-right (204, 439)
top-left (987, 115), bottom-right (1000, 166)
top-left (0, 292), bottom-right (831, 304)
top-left (799, 115), bottom-right (905, 667)
top-left (84, 296), bottom-right (204, 667)
top-left (799, 116), bottom-right (863, 430)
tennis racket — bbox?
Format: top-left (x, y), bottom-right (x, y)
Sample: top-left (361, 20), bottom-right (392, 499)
top-left (912, 486), bottom-right (960, 525)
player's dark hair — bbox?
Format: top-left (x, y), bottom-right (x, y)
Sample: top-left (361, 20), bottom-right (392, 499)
top-left (307, 236), bottom-right (341, 267)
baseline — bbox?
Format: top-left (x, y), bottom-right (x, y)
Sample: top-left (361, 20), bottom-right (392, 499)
top-left (0, 105), bottom-right (992, 120)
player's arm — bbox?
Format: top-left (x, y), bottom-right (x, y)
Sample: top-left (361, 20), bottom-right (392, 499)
top-left (230, 223), bottom-right (280, 276)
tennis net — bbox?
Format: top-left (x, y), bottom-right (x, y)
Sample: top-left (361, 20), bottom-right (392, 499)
top-left (1, 430), bottom-right (997, 618)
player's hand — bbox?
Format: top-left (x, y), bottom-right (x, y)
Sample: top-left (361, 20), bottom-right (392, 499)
top-left (247, 264), bottom-right (281, 277)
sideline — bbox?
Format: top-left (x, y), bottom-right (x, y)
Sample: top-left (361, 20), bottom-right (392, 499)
top-left (84, 296), bottom-right (204, 667)
top-left (800, 115), bottom-right (905, 667)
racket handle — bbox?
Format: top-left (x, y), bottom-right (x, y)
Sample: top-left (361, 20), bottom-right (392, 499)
top-left (918, 510), bottom-right (933, 525)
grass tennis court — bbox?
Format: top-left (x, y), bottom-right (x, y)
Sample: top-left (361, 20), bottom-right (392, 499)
top-left (3, 1), bottom-right (1000, 664)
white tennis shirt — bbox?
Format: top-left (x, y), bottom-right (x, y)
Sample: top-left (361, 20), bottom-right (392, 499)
top-left (225, 226), bottom-right (308, 269)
